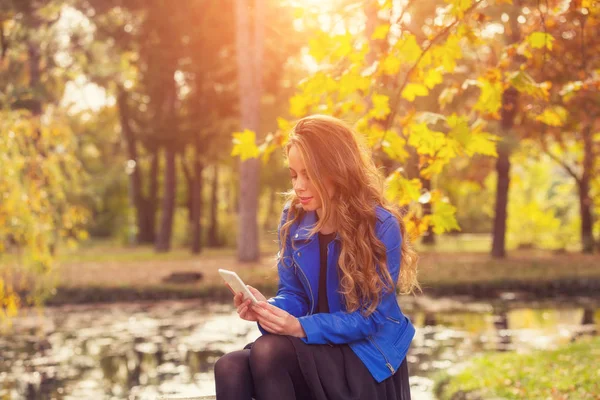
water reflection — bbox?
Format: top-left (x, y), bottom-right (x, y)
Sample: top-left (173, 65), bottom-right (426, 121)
top-left (0, 298), bottom-right (598, 400)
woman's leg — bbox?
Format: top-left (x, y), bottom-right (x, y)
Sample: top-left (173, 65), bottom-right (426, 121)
top-left (214, 349), bottom-right (254, 400)
top-left (249, 335), bottom-right (312, 400)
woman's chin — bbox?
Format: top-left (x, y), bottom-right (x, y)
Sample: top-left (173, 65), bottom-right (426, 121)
top-left (300, 201), bottom-right (316, 210)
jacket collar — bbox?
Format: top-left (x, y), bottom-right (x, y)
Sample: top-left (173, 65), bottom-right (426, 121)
top-left (293, 209), bottom-right (341, 242)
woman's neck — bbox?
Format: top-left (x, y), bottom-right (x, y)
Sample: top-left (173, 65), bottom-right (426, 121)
top-left (316, 208), bottom-right (336, 235)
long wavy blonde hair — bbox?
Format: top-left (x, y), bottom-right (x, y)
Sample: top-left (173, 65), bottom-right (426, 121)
top-left (279, 115), bottom-right (419, 316)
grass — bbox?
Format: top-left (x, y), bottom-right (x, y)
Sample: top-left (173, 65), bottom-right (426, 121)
top-left (51, 236), bottom-right (600, 287)
top-left (3, 234), bottom-right (599, 304)
top-left (434, 336), bottom-right (600, 400)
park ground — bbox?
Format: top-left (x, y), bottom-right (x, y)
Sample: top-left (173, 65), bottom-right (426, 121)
top-left (434, 336), bottom-right (600, 400)
top-left (44, 233), bottom-right (600, 304)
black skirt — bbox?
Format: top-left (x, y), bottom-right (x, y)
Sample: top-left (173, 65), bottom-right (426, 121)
top-left (244, 336), bottom-right (411, 400)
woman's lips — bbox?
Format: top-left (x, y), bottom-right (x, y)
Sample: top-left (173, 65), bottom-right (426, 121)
top-left (299, 196), bottom-right (313, 204)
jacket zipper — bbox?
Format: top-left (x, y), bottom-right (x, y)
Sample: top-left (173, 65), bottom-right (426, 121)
top-left (295, 262), bottom-right (315, 314)
top-left (368, 336), bottom-right (395, 373)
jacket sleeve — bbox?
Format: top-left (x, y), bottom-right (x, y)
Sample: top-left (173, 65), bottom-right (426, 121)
top-left (296, 217), bottom-right (402, 344)
top-left (258, 205), bottom-right (309, 335)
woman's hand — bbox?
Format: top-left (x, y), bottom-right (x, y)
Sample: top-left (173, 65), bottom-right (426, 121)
top-left (252, 301), bottom-right (306, 338)
top-left (233, 285), bottom-right (267, 322)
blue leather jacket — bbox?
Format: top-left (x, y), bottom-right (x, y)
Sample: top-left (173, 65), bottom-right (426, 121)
top-left (258, 203), bottom-right (415, 383)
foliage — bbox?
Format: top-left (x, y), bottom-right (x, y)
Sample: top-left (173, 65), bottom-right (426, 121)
top-left (436, 336), bottom-right (600, 399)
top-left (0, 110), bottom-right (89, 323)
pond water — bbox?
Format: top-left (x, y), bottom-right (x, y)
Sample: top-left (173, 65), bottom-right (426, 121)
top-left (1, 296), bottom-right (598, 400)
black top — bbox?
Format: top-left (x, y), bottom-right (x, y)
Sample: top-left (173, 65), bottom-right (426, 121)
top-left (317, 231), bottom-right (336, 314)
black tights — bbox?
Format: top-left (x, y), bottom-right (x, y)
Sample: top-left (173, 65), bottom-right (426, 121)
top-left (214, 334), bottom-right (312, 400)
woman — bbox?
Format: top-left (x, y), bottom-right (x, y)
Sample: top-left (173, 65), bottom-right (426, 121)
top-left (214, 115), bottom-right (419, 400)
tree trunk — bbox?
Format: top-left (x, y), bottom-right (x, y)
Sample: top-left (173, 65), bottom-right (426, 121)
top-left (579, 125), bottom-right (595, 253)
top-left (181, 157), bottom-right (194, 222)
top-left (155, 149), bottom-right (177, 252)
top-left (421, 178), bottom-right (436, 245)
top-left (235, 0), bottom-right (263, 262)
top-left (208, 165), bottom-right (220, 247)
top-left (139, 149), bottom-right (159, 244)
top-left (263, 189), bottom-right (277, 232)
top-left (491, 3), bottom-right (521, 259)
top-left (492, 138), bottom-right (512, 258)
top-left (190, 143), bottom-right (204, 254)
top-left (117, 87), bottom-right (145, 245)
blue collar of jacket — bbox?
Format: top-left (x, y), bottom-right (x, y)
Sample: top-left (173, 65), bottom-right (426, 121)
top-left (292, 209), bottom-right (341, 243)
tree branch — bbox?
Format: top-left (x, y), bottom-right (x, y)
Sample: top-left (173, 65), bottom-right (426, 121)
top-left (539, 134), bottom-right (581, 183)
top-left (379, 0), bottom-right (484, 148)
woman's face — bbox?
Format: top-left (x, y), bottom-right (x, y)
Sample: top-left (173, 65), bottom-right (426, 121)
top-left (288, 145), bottom-right (333, 212)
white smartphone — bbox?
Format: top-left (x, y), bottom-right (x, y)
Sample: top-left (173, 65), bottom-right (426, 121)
top-left (218, 269), bottom-right (258, 305)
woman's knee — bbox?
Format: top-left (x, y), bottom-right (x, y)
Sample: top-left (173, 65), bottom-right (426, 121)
top-left (249, 335), bottom-right (295, 375)
top-left (214, 350), bottom-right (249, 379)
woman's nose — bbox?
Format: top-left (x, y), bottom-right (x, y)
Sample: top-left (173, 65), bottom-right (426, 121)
top-left (294, 177), bottom-right (306, 191)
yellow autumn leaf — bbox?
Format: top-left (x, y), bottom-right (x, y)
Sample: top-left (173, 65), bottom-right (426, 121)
top-left (369, 94), bottom-right (391, 120)
top-left (290, 94), bottom-right (309, 117)
top-left (465, 132), bottom-right (498, 157)
top-left (536, 106), bottom-right (568, 127)
top-left (431, 35), bottom-right (462, 72)
top-left (474, 79), bottom-right (503, 117)
top-left (405, 213), bottom-right (431, 240)
top-left (446, 0), bottom-right (473, 18)
top-left (372, 24), bottom-right (390, 40)
top-left (381, 131), bottom-right (409, 162)
top-left (339, 70), bottom-right (371, 96)
top-left (424, 68), bottom-right (443, 89)
top-left (396, 34), bottom-right (422, 64)
top-left (381, 54), bottom-right (402, 75)
top-left (231, 129), bottom-right (260, 161)
top-left (308, 35), bottom-right (328, 62)
top-left (447, 114), bottom-right (471, 147)
top-left (527, 32), bottom-right (555, 50)
top-left (407, 122), bottom-right (446, 155)
top-left (277, 117), bottom-right (292, 133)
top-left (508, 71), bottom-right (550, 100)
top-left (332, 34), bottom-right (354, 60)
top-left (431, 200), bottom-right (461, 234)
top-left (401, 83), bottom-right (429, 102)
top-left (385, 172), bottom-right (422, 205)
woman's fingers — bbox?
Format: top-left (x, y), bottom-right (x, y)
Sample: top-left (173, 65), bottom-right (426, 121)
top-left (257, 317), bottom-right (280, 333)
top-left (237, 298), bottom-right (251, 313)
top-left (247, 286), bottom-right (267, 302)
top-left (233, 292), bottom-right (244, 307)
top-left (252, 303), bottom-right (284, 326)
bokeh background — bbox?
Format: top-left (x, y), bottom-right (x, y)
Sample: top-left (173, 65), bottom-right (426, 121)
top-left (1, 0), bottom-right (599, 399)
